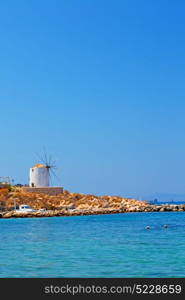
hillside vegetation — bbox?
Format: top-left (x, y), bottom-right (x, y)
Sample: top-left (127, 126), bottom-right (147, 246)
top-left (0, 187), bottom-right (149, 212)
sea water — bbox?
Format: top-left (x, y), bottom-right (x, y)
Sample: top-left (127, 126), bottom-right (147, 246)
top-left (0, 212), bottom-right (185, 277)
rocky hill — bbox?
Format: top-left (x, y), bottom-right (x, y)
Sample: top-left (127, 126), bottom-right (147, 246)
top-left (0, 187), bottom-right (149, 211)
top-left (1, 188), bottom-right (184, 218)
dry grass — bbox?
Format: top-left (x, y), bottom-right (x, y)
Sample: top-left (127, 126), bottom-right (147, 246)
top-left (0, 188), bottom-right (148, 211)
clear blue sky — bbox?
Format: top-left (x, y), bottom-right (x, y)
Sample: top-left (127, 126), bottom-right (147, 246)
top-left (0, 0), bottom-right (185, 199)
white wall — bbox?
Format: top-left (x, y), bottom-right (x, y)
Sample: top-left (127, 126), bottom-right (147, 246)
top-left (29, 167), bottom-right (49, 187)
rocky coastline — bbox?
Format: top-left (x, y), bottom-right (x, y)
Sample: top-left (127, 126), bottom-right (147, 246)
top-left (0, 204), bottom-right (185, 219)
top-left (0, 188), bottom-right (185, 219)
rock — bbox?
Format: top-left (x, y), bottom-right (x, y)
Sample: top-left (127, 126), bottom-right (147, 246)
top-left (1, 188), bottom-right (184, 219)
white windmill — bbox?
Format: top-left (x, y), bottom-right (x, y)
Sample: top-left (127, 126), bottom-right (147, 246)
top-left (29, 152), bottom-right (59, 188)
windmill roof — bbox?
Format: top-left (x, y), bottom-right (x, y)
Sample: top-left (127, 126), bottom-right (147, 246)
top-left (32, 163), bottom-right (46, 169)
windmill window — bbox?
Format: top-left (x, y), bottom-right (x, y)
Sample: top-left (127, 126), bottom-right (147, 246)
top-left (32, 169), bottom-right (34, 172)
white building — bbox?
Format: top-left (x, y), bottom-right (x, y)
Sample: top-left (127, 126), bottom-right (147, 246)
top-left (29, 163), bottom-right (49, 187)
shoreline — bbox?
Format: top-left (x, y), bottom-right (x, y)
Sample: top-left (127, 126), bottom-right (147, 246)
top-left (1, 188), bottom-right (185, 219)
top-left (1, 204), bottom-right (185, 219)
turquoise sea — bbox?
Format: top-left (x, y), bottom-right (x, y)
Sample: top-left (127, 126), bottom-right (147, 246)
top-left (0, 212), bottom-right (185, 278)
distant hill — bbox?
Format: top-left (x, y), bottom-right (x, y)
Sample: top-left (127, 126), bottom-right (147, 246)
top-left (144, 193), bottom-right (185, 202)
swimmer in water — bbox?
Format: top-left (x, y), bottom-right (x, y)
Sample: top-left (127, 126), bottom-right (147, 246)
top-left (145, 226), bottom-right (151, 230)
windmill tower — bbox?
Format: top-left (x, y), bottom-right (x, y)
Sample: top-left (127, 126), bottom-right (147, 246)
top-left (29, 164), bottom-right (50, 187)
top-left (29, 152), bottom-right (57, 188)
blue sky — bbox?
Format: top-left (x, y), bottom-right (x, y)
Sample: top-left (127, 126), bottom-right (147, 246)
top-left (0, 0), bottom-right (185, 199)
